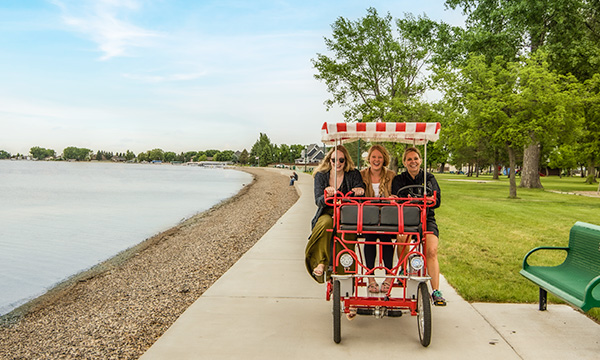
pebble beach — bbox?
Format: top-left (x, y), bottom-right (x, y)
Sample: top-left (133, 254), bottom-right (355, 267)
top-left (0, 167), bottom-right (299, 359)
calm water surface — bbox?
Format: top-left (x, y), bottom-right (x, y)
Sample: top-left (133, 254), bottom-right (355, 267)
top-left (0, 161), bottom-right (252, 316)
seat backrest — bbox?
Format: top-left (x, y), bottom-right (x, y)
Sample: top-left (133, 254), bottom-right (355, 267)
top-left (566, 222), bottom-right (600, 273)
top-left (380, 206), bottom-right (398, 226)
top-left (402, 206), bottom-right (421, 227)
top-left (362, 205), bottom-right (380, 226)
top-left (340, 205), bottom-right (358, 226)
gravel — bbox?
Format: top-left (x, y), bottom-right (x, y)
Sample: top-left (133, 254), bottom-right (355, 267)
top-left (0, 167), bottom-right (299, 360)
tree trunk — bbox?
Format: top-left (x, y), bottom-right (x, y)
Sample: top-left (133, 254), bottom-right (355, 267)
top-left (520, 139), bottom-right (543, 189)
top-left (439, 162), bottom-right (446, 173)
top-left (493, 163), bottom-right (500, 179)
top-left (586, 158), bottom-right (597, 184)
top-left (507, 144), bottom-right (518, 198)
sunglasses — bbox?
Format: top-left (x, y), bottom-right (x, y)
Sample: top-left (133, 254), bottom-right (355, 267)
top-left (331, 157), bottom-right (345, 164)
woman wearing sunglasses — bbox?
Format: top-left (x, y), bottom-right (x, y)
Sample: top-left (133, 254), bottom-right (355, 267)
top-left (305, 146), bottom-right (365, 283)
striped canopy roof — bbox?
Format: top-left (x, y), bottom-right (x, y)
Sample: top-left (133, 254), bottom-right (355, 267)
top-left (321, 122), bottom-right (441, 145)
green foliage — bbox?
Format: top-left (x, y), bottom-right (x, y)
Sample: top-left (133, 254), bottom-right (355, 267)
top-left (0, 150), bottom-right (10, 159)
top-left (164, 151), bottom-right (177, 162)
top-left (63, 147), bottom-right (91, 161)
top-left (288, 145), bottom-right (304, 163)
top-left (196, 154), bottom-right (207, 162)
top-left (95, 150), bottom-right (113, 161)
top-left (192, 151), bottom-right (205, 162)
top-left (204, 149), bottom-right (220, 158)
top-left (579, 74), bottom-right (600, 183)
top-left (238, 149), bottom-right (249, 164)
top-left (437, 51), bottom-right (583, 195)
top-left (312, 7), bottom-right (436, 121)
top-left (250, 133), bottom-right (274, 166)
top-left (124, 150), bottom-right (136, 161)
top-left (29, 146), bottom-right (55, 160)
top-left (183, 151), bottom-right (197, 162)
top-left (214, 150), bottom-right (234, 162)
top-left (147, 148), bottom-right (164, 161)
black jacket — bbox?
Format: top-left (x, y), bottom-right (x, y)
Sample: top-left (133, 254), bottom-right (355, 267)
top-left (391, 170), bottom-right (441, 218)
top-left (311, 169), bottom-right (364, 229)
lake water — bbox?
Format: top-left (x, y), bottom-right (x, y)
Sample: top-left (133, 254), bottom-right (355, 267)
top-left (0, 161), bottom-right (252, 316)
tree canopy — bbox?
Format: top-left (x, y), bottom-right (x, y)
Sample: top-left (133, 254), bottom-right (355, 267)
top-left (313, 4), bottom-right (600, 197)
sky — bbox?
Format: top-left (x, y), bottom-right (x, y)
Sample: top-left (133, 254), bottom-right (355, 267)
top-left (0, 0), bottom-right (465, 155)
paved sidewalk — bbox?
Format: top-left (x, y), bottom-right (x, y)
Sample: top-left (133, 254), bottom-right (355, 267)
top-left (141, 168), bottom-right (600, 360)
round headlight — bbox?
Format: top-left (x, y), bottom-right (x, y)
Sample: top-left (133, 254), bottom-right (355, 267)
top-left (340, 253), bottom-right (354, 268)
top-left (409, 255), bottom-right (424, 271)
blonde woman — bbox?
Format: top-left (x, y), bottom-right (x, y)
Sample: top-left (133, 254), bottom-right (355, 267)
top-left (305, 146), bottom-right (365, 283)
top-left (360, 145), bottom-right (396, 293)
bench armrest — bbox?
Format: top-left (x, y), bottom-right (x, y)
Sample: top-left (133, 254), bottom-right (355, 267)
top-left (522, 246), bottom-right (569, 269)
top-left (584, 275), bottom-right (600, 306)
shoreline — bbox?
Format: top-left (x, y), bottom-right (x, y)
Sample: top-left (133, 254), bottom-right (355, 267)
top-left (0, 167), bottom-right (299, 359)
top-left (1, 166), bottom-right (255, 324)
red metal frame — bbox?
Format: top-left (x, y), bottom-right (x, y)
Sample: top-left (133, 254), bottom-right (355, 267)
top-left (324, 190), bottom-right (437, 316)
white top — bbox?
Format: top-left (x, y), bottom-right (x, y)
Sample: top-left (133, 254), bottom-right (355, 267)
top-left (372, 183), bottom-right (380, 197)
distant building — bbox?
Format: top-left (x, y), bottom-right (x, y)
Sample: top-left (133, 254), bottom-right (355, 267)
top-left (295, 144), bottom-right (324, 164)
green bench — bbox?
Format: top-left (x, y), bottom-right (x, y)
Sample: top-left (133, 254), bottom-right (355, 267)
top-left (520, 221), bottom-right (600, 312)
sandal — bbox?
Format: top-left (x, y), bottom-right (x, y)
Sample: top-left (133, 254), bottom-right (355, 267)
top-left (312, 264), bottom-right (325, 277)
top-left (380, 280), bottom-right (392, 293)
top-left (346, 307), bottom-right (357, 320)
top-left (368, 282), bottom-right (380, 293)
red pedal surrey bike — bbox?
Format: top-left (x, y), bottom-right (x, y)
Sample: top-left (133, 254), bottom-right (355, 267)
top-left (320, 121), bottom-right (441, 346)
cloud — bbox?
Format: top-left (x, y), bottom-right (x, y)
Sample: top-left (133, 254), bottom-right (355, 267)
top-left (51, 0), bottom-right (162, 60)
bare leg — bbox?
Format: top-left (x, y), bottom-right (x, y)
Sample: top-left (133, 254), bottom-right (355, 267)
top-left (426, 234), bottom-right (440, 290)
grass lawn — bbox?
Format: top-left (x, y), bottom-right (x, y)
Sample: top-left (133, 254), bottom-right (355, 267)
top-left (435, 173), bottom-right (600, 321)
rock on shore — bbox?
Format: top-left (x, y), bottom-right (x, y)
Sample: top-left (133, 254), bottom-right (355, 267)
top-left (0, 167), bottom-right (299, 359)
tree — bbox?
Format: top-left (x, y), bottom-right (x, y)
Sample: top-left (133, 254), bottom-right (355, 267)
top-left (214, 150), bottom-right (235, 162)
top-left (437, 52), bottom-right (579, 197)
top-left (439, 54), bottom-right (521, 196)
top-left (63, 147), bottom-right (91, 161)
top-left (289, 145), bottom-right (304, 163)
top-left (250, 133), bottom-right (274, 166)
top-left (444, 0), bottom-right (599, 188)
top-left (30, 146), bottom-right (55, 160)
top-left (164, 151), bottom-right (177, 162)
top-left (579, 74), bottom-right (600, 183)
top-left (238, 149), bottom-right (249, 165)
top-left (513, 53), bottom-right (582, 188)
top-left (196, 154), bottom-right (208, 162)
top-left (125, 150), bottom-right (136, 161)
top-left (0, 150), bottom-right (10, 159)
top-left (183, 151), bottom-right (197, 162)
top-left (204, 149), bottom-right (220, 158)
top-left (192, 151), bottom-right (206, 162)
top-left (312, 8), bottom-right (439, 122)
top-left (147, 148), bottom-right (164, 161)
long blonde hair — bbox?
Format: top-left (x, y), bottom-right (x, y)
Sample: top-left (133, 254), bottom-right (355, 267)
top-left (313, 145), bottom-right (355, 176)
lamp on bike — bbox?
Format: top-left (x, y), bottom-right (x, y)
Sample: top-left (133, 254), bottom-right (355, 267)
top-left (409, 255), bottom-right (425, 271)
top-left (340, 253), bottom-right (354, 268)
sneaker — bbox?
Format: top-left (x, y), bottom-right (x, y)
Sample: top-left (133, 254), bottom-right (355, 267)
top-left (431, 290), bottom-right (446, 306)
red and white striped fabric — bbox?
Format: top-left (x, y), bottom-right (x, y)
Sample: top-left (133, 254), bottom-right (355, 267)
top-left (321, 122), bottom-right (441, 144)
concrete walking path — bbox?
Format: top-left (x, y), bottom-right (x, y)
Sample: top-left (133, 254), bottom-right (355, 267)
top-left (141, 168), bottom-right (600, 359)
